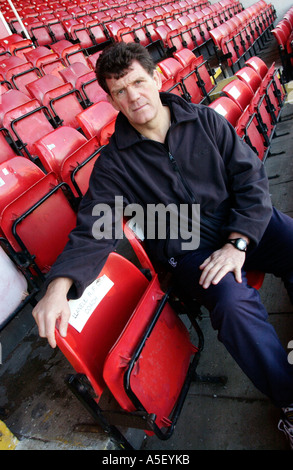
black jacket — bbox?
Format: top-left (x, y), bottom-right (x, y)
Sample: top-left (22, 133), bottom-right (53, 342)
top-left (46, 92), bottom-right (272, 298)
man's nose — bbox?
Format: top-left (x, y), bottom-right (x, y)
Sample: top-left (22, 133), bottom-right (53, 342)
top-left (128, 86), bottom-right (140, 101)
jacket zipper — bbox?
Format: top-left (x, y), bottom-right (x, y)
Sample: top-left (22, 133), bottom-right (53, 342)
top-left (168, 152), bottom-right (197, 204)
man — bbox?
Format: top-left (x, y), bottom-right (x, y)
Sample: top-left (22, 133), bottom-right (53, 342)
top-left (32, 42), bottom-right (293, 448)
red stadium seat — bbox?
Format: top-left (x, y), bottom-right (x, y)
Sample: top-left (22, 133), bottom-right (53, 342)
top-left (26, 74), bottom-right (86, 128)
top-left (56, 244), bottom-right (199, 447)
top-left (0, 165), bottom-right (77, 277)
top-left (3, 99), bottom-right (57, 160)
top-left (76, 101), bottom-right (118, 143)
top-left (208, 96), bottom-right (242, 127)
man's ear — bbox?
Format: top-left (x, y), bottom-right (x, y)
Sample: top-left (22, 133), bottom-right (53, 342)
top-left (153, 68), bottom-right (163, 91)
top-left (107, 93), bottom-right (120, 111)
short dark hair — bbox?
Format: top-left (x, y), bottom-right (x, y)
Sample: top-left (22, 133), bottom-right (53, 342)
top-left (95, 42), bottom-right (156, 95)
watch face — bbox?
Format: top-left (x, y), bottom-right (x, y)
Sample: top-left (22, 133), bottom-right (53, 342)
top-left (236, 239), bottom-right (247, 250)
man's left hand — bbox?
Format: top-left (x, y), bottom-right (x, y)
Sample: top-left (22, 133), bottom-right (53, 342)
top-left (199, 244), bottom-right (246, 289)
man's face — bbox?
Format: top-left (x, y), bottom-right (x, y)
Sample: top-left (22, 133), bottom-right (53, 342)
top-left (106, 60), bottom-right (162, 130)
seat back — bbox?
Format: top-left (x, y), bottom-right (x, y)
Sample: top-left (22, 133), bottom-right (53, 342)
top-left (235, 66), bottom-right (262, 93)
top-left (235, 109), bottom-right (266, 161)
top-left (60, 136), bottom-right (102, 197)
top-left (222, 78), bottom-right (254, 111)
top-left (1, 172), bottom-right (77, 274)
top-left (76, 101), bottom-right (118, 141)
top-left (245, 56), bottom-right (268, 79)
top-left (3, 101), bottom-right (55, 155)
top-left (0, 156), bottom-right (44, 213)
top-left (0, 89), bottom-right (33, 125)
top-left (32, 126), bottom-right (88, 174)
top-left (56, 252), bottom-right (150, 397)
top-left (209, 96), bottom-right (242, 127)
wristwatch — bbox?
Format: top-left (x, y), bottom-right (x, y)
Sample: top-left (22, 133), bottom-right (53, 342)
top-left (227, 238), bottom-right (248, 252)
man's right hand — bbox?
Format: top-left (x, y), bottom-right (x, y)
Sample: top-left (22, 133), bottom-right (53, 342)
top-left (32, 277), bottom-right (73, 348)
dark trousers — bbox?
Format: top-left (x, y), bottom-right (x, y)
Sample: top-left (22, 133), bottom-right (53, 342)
top-left (171, 208), bottom-right (293, 408)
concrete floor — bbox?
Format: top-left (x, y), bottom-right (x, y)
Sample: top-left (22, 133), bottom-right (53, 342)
top-left (1, 38), bottom-right (293, 452)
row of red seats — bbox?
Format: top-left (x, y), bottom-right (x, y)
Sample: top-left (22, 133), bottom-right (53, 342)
top-left (1, 0), bottom-right (243, 64)
top-left (210, 0), bottom-right (276, 74)
top-left (209, 56), bottom-right (286, 162)
top-left (271, 7), bottom-right (293, 82)
top-left (3, 0), bottom-right (210, 41)
top-left (158, 48), bottom-right (216, 103)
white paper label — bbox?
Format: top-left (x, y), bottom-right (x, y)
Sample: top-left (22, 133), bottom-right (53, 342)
top-left (68, 275), bottom-right (114, 333)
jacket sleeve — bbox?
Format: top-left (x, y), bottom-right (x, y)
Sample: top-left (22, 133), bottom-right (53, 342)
top-left (44, 154), bottom-right (129, 299)
top-left (210, 109), bottom-right (273, 245)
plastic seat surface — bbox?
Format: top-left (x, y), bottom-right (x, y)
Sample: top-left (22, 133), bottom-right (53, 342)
top-left (209, 96), bottom-right (242, 127)
top-left (24, 46), bottom-right (59, 67)
top-left (0, 156), bottom-right (44, 213)
top-left (245, 56), bottom-right (269, 79)
top-left (103, 274), bottom-right (195, 430)
top-left (59, 62), bottom-right (92, 87)
top-left (32, 126), bottom-right (88, 174)
top-left (235, 66), bottom-right (262, 93)
top-left (60, 135), bottom-right (102, 197)
top-left (26, 74), bottom-right (66, 102)
top-left (76, 101), bottom-right (118, 141)
top-left (56, 252), bottom-right (150, 397)
top-left (222, 79), bottom-right (254, 111)
top-left (1, 172), bottom-right (77, 273)
top-left (0, 89), bottom-right (33, 125)
top-left (3, 101), bottom-right (55, 154)
top-left (235, 109), bottom-right (266, 161)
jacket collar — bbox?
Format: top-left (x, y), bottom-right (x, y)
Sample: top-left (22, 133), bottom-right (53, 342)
top-left (114, 92), bottom-right (198, 150)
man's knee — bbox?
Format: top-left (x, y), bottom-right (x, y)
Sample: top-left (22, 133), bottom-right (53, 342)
top-left (205, 274), bottom-right (267, 333)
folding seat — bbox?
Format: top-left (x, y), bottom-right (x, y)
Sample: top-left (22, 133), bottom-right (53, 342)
top-left (33, 126), bottom-right (103, 196)
top-left (55, 243), bottom-right (200, 447)
top-left (59, 62), bottom-right (106, 106)
top-left (29, 23), bottom-right (54, 47)
top-left (58, 62), bottom-right (93, 87)
top-left (0, 56), bottom-right (35, 86)
top-left (221, 78), bottom-right (254, 112)
top-left (76, 101), bottom-right (118, 144)
top-left (157, 58), bottom-right (188, 100)
top-left (87, 21), bottom-right (111, 48)
top-left (0, 89), bottom-right (34, 126)
top-left (235, 66), bottom-right (262, 94)
top-left (245, 55), bottom-right (269, 79)
top-left (70, 24), bottom-right (96, 49)
top-left (50, 40), bottom-right (87, 67)
top-left (245, 56), bottom-right (286, 109)
top-left (11, 66), bottom-right (43, 96)
top-left (58, 136), bottom-right (103, 197)
top-left (0, 158), bottom-right (77, 278)
top-left (87, 50), bottom-right (103, 70)
top-left (24, 46), bottom-right (63, 71)
top-left (0, 34), bottom-right (34, 60)
top-left (47, 20), bottom-right (67, 42)
top-left (124, 25), bottom-right (152, 48)
top-left (2, 99), bottom-right (57, 160)
top-left (26, 74), bottom-right (86, 129)
top-left (208, 96), bottom-right (242, 127)
top-left (235, 108), bottom-right (267, 161)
